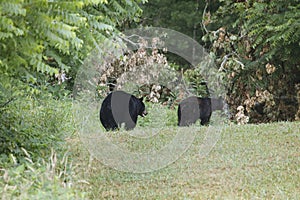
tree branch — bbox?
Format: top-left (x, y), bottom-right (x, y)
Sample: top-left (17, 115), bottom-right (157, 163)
top-left (1, 98), bottom-right (15, 108)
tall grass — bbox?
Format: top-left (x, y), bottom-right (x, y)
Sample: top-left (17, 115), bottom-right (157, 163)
top-left (0, 94), bottom-right (85, 199)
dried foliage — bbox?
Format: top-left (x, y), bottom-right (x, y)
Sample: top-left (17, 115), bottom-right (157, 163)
top-left (97, 38), bottom-right (178, 104)
top-left (244, 90), bottom-right (276, 123)
top-left (235, 106), bottom-right (249, 125)
top-left (203, 0), bottom-right (300, 123)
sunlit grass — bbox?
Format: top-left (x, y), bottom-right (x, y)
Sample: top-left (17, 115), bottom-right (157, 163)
top-left (72, 121), bottom-right (300, 199)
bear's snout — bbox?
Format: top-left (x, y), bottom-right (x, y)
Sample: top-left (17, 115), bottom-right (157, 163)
top-left (142, 110), bottom-right (148, 117)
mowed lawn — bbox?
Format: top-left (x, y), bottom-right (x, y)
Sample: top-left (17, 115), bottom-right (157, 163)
top-left (72, 121), bottom-right (300, 199)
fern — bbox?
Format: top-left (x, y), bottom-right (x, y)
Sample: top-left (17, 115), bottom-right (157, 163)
top-left (1, 2), bottom-right (26, 16)
top-left (0, 0), bottom-right (144, 86)
top-left (0, 32), bottom-right (13, 40)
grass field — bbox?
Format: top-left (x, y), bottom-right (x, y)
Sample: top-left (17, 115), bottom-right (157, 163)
top-left (1, 101), bottom-right (299, 199)
top-left (71, 121), bottom-right (300, 199)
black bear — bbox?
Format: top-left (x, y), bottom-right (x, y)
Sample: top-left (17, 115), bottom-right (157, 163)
top-left (100, 91), bottom-right (147, 131)
top-left (178, 82), bottom-right (212, 126)
top-left (178, 96), bottom-right (212, 126)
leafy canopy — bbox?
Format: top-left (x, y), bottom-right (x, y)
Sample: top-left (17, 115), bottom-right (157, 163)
top-left (0, 0), bottom-right (144, 85)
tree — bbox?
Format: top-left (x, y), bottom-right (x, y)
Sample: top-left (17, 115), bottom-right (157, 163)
top-left (140, 0), bottom-right (211, 68)
top-left (203, 0), bottom-right (300, 122)
top-left (0, 0), bottom-right (145, 156)
top-left (0, 0), bottom-right (144, 94)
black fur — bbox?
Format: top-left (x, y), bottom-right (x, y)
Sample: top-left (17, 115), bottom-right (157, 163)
top-left (178, 82), bottom-right (212, 126)
top-left (100, 91), bottom-right (147, 131)
top-left (178, 96), bottom-right (212, 126)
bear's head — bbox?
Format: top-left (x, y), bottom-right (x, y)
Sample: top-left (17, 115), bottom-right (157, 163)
top-left (138, 97), bottom-right (148, 117)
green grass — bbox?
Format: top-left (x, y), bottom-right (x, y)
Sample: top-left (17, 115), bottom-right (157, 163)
top-left (0, 96), bottom-right (86, 199)
top-left (1, 99), bottom-right (299, 199)
top-left (71, 120), bottom-right (300, 199)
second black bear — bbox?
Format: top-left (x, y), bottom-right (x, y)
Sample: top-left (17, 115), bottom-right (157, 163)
top-left (100, 91), bottom-right (147, 131)
top-left (178, 82), bottom-right (212, 126)
top-left (178, 96), bottom-right (212, 126)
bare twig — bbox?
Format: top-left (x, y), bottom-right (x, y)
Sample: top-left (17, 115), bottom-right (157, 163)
top-left (201, 1), bottom-right (209, 34)
top-left (219, 53), bottom-right (244, 72)
top-left (117, 34), bottom-right (140, 48)
top-left (0, 98), bottom-right (15, 108)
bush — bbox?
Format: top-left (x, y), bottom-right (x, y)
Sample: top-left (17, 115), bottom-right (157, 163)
top-left (0, 86), bottom-right (74, 161)
top-left (202, 0), bottom-right (300, 123)
top-left (0, 78), bottom-right (83, 199)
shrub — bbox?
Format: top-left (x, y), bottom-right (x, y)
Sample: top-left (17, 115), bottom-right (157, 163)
top-left (0, 86), bottom-right (74, 160)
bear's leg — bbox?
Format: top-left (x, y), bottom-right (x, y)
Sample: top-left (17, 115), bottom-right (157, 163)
top-left (200, 117), bottom-right (210, 126)
top-left (178, 104), bottom-right (182, 126)
top-left (101, 116), bottom-right (118, 131)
